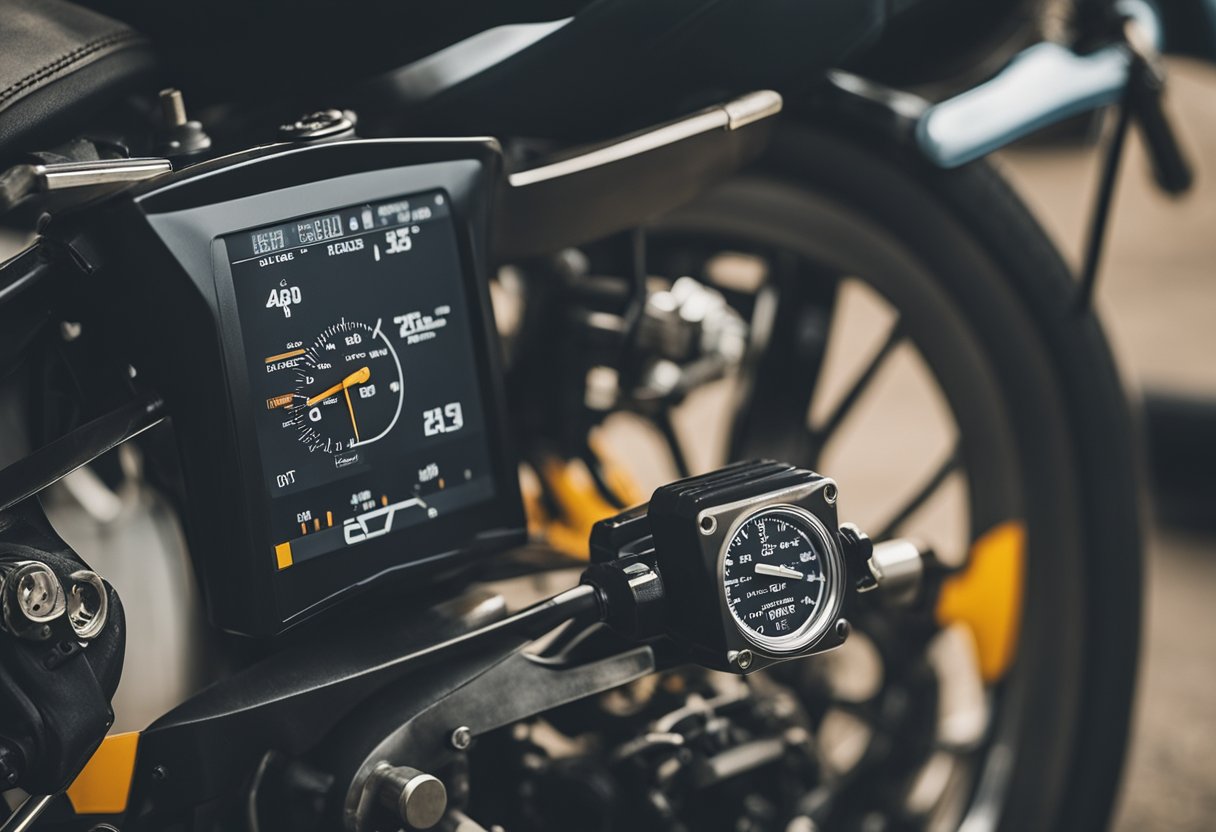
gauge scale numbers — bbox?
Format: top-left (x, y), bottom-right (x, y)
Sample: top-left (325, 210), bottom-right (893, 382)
top-left (722, 507), bottom-right (829, 651)
top-left (226, 190), bottom-right (496, 570)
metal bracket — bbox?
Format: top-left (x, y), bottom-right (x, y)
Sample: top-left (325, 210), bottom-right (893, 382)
top-left (345, 643), bottom-right (654, 831)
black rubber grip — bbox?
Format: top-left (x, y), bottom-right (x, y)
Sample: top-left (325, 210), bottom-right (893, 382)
top-left (1130, 67), bottom-right (1194, 195)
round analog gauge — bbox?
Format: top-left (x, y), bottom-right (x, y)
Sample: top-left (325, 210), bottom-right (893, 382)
top-left (721, 505), bottom-right (837, 653)
top-left (289, 320), bottom-right (404, 454)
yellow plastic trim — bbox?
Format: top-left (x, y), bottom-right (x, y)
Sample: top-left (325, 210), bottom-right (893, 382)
top-left (526, 440), bottom-right (645, 559)
top-left (275, 541), bottom-right (293, 570)
top-left (66, 731), bottom-right (140, 815)
top-left (936, 520), bottom-right (1026, 683)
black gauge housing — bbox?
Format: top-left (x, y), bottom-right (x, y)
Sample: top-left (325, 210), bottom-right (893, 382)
top-left (645, 461), bottom-right (849, 673)
top-left (85, 139), bottom-right (525, 637)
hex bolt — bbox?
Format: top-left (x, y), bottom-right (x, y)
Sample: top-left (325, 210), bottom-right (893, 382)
top-left (450, 726), bottom-right (472, 751)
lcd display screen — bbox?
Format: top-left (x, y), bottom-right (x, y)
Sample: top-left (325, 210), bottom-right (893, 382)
top-left (225, 190), bottom-right (497, 570)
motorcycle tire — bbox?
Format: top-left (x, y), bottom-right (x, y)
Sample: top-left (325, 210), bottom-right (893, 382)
top-left (648, 120), bottom-right (1143, 832)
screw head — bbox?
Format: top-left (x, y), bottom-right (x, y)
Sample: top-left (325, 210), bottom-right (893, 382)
top-left (823, 483), bottom-right (838, 505)
top-left (698, 514), bottom-right (717, 535)
top-left (151, 764), bottom-right (168, 781)
top-left (736, 649), bottom-right (754, 670)
top-left (450, 726), bottom-right (472, 751)
top-left (835, 619), bottom-right (850, 639)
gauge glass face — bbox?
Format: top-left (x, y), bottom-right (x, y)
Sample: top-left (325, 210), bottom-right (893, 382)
top-left (226, 189), bottom-right (497, 571)
top-left (722, 507), bottom-right (831, 651)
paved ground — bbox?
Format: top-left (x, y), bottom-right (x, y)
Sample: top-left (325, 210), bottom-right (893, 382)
top-left (996, 58), bottom-right (1216, 831)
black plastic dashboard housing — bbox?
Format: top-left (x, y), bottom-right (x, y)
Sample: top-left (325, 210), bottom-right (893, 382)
top-left (89, 139), bottom-right (525, 637)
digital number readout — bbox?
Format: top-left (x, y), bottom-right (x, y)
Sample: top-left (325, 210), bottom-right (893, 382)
top-left (297, 214), bottom-right (344, 245)
top-left (251, 228), bottom-right (286, 255)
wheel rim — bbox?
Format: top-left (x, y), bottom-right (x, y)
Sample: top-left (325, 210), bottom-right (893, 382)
top-left (591, 174), bottom-right (1082, 830)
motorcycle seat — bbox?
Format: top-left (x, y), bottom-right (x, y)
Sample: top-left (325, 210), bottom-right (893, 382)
top-left (0, 0), bottom-right (154, 162)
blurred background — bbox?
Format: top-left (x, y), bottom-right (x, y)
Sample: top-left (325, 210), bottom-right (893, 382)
top-left (997, 57), bottom-right (1216, 830)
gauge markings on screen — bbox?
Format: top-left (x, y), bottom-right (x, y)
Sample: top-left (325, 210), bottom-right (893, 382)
top-left (288, 319), bottom-right (404, 453)
top-left (226, 189), bottom-right (497, 570)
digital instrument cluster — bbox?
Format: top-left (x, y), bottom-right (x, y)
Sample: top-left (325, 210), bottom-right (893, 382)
top-left (107, 140), bottom-right (524, 636)
top-left (226, 191), bottom-right (495, 571)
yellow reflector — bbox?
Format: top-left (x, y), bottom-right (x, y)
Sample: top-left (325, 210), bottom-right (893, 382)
top-left (66, 732), bottom-right (140, 815)
top-left (936, 521), bottom-right (1026, 683)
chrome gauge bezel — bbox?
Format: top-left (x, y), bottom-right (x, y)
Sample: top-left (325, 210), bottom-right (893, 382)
top-left (719, 504), bottom-right (843, 654)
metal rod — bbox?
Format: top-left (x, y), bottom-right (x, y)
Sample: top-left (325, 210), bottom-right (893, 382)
top-left (875, 446), bottom-right (961, 541)
top-left (0, 794), bottom-right (55, 832)
top-left (655, 408), bottom-right (690, 479)
top-left (1075, 93), bottom-right (1133, 313)
top-left (813, 320), bottom-right (903, 444)
top-left (0, 392), bottom-right (166, 513)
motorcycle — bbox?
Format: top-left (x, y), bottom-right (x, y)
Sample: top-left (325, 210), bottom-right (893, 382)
top-left (0, 0), bottom-right (1200, 829)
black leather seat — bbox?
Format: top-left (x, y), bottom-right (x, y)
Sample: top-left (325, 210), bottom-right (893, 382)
top-left (0, 0), bottom-right (154, 161)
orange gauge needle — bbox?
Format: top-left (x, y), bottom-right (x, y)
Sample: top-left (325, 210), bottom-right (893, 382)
top-left (306, 366), bottom-right (370, 407)
top-left (344, 386), bottom-right (360, 443)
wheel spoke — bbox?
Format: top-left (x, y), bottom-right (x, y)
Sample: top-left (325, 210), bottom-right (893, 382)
top-left (874, 445), bottom-right (962, 541)
top-left (811, 319), bottom-right (904, 446)
top-left (729, 251), bottom-right (839, 464)
top-left (655, 407), bottom-right (691, 478)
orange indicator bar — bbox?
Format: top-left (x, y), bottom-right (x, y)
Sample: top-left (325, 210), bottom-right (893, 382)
top-left (313, 518), bottom-right (320, 532)
top-left (381, 495), bottom-right (388, 506)
top-left (266, 393), bottom-right (294, 410)
top-left (265, 348), bottom-right (306, 364)
top-left (326, 511), bottom-right (333, 527)
top-left (300, 522), bottom-right (307, 535)
top-left (275, 541), bottom-right (293, 570)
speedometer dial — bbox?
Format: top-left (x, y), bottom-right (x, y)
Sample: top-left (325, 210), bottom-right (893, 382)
top-left (722, 506), bottom-right (834, 653)
top-left (289, 319), bottom-right (404, 454)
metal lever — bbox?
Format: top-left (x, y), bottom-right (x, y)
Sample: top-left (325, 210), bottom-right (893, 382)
top-left (31, 158), bottom-right (172, 192)
top-left (1123, 16), bottom-right (1194, 194)
top-left (1, 158), bottom-right (172, 213)
top-left (495, 90), bottom-right (783, 260)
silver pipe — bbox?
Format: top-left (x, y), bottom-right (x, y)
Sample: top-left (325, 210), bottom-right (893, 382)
top-left (1, 795), bottom-right (55, 832)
